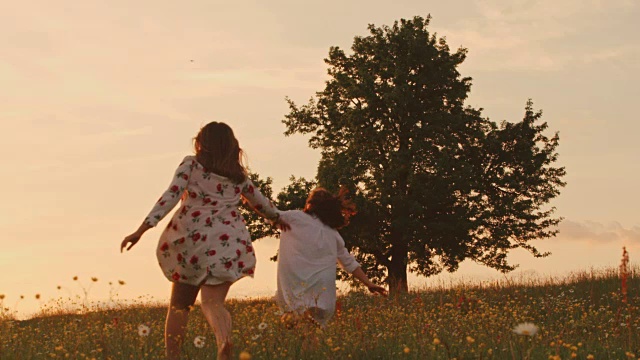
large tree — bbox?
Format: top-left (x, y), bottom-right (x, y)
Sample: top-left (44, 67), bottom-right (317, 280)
top-left (279, 16), bottom-right (566, 294)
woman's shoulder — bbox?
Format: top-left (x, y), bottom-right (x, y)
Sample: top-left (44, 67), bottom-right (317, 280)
top-left (179, 155), bottom-right (197, 166)
top-left (279, 209), bottom-right (308, 223)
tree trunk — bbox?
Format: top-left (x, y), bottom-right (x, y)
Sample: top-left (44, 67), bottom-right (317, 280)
top-left (387, 257), bottom-right (408, 295)
top-left (387, 222), bottom-right (409, 295)
top-left (388, 132), bottom-right (411, 295)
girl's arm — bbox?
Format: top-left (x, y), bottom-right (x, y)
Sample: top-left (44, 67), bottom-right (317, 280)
top-left (350, 267), bottom-right (387, 295)
top-left (121, 156), bottom-right (195, 252)
top-left (336, 234), bottom-right (387, 295)
top-left (241, 179), bottom-right (290, 230)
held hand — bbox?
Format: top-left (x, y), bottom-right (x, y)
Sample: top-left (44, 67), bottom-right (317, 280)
top-left (276, 219), bottom-right (291, 232)
top-left (121, 232), bottom-right (142, 253)
top-left (367, 283), bottom-right (388, 296)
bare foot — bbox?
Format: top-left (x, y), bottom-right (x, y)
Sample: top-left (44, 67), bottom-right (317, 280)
top-left (217, 340), bottom-right (233, 360)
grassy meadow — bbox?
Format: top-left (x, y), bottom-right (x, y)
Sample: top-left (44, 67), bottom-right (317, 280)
top-left (1, 267), bottom-right (639, 360)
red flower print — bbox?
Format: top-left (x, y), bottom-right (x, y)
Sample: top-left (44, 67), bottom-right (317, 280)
top-left (178, 237), bottom-right (186, 244)
top-left (177, 254), bottom-right (183, 262)
top-left (238, 261), bottom-right (245, 269)
top-left (219, 234), bottom-right (229, 241)
top-left (190, 255), bottom-right (199, 264)
top-left (170, 185), bottom-right (179, 192)
top-left (248, 185), bottom-right (254, 194)
top-left (172, 272), bottom-right (180, 281)
top-left (236, 249), bottom-right (241, 257)
top-left (203, 198), bottom-right (211, 204)
top-left (241, 240), bottom-right (247, 245)
top-left (212, 201), bottom-right (218, 206)
top-left (222, 220), bottom-right (230, 225)
top-left (231, 211), bottom-right (237, 217)
top-left (181, 174), bottom-right (188, 180)
top-left (160, 242), bottom-right (169, 252)
top-left (189, 191), bottom-right (197, 198)
top-left (217, 184), bottom-right (222, 192)
top-left (192, 233), bottom-right (201, 241)
top-left (246, 269), bottom-right (254, 275)
top-left (160, 201), bottom-right (166, 206)
top-left (201, 235), bottom-right (207, 242)
top-left (246, 245), bottom-right (253, 253)
top-left (255, 204), bottom-right (263, 210)
top-left (180, 206), bottom-right (188, 214)
top-left (224, 261), bottom-right (232, 269)
top-left (206, 217), bottom-right (212, 225)
top-left (191, 211), bottom-right (201, 217)
top-left (208, 250), bottom-right (216, 256)
top-left (173, 224), bottom-right (178, 231)
top-left (181, 275), bottom-right (187, 280)
top-left (234, 187), bottom-right (240, 194)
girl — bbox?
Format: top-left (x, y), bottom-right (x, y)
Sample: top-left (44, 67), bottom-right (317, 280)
top-left (121, 122), bottom-right (289, 360)
top-left (275, 187), bottom-right (386, 327)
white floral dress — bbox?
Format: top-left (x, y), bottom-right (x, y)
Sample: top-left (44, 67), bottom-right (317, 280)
top-left (144, 155), bottom-right (280, 286)
top-left (275, 210), bottom-right (360, 325)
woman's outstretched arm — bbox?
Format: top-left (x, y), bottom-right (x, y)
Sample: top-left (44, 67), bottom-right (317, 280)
top-left (241, 179), bottom-right (290, 231)
top-left (121, 156), bottom-right (195, 252)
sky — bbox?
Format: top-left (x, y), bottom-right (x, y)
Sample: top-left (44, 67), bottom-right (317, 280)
top-left (1, 0), bottom-right (639, 318)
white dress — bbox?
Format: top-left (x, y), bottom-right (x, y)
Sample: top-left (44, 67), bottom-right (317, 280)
top-left (275, 210), bottom-right (360, 325)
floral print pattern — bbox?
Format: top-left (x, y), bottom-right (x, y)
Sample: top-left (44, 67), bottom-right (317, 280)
top-left (144, 156), bottom-right (280, 286)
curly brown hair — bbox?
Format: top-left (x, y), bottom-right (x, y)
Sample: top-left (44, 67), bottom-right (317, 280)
top-left (193, 122), bottom-right (247, 184)
top-left (303, 187), bottom-right (357, 229)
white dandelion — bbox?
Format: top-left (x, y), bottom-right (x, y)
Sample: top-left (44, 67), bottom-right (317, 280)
top-left (138, 324), bottom-right (151, 337)
top-left (194, 335), bottom-right (206, 348)
top-left (258, 322), bottom-right (268, 331)
top-left (512, 322), bottom-right (538, 336)
top-left (251, 334), bottom-right (261, 341)
top-left (274, 310), bottom-right (284, 316)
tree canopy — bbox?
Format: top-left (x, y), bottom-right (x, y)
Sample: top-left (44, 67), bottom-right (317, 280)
top-left (248, 16), bottom-right (566, 294)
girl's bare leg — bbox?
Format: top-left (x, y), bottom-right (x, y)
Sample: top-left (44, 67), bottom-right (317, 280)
top-left (166, 282), bottom-right (200, 360)
top-left (200, 282), bottom-right (233, 360)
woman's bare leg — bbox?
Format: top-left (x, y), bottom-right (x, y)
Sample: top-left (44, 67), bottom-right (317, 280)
top-left (166, 282), bottom-right (200, 360)
top-left (200, 282), bottom-right (233, 360)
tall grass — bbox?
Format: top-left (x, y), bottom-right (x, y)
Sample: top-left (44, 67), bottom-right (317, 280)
top-left (0, 265), bottom-right (638, 359)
